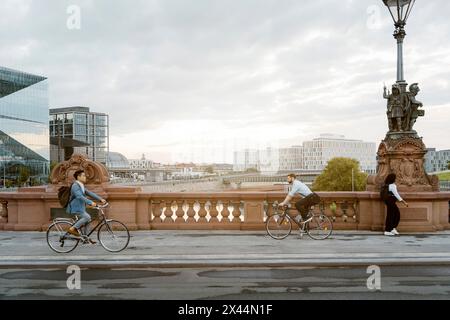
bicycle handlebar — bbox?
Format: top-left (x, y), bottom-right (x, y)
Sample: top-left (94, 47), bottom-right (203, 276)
top-left (93, 202), bottom-right (109, 209)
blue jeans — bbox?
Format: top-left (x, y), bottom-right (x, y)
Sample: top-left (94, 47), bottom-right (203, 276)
top-left (72, 212), bottom-right (91, 234)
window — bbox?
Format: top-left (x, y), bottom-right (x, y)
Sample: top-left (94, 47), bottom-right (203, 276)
top-left (64, 124), bottom-right (73, 136)
top-left (75, 113), bottom-right (87, 125)
top-left (64, 113), bottom-right (73, 124)
top-left (75, 124), bottom-right (87, 135)
top-left (95, 115), bottom-right (107, 126)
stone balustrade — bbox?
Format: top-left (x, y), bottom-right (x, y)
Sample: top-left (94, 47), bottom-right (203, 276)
top-left (0, 188), bottom-right (449, 232)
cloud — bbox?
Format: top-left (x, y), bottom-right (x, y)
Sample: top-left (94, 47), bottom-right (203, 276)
top-left (1, 0), bottom-right (449, 162)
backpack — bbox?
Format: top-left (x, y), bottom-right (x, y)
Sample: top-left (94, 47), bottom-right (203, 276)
top-left (57, 183), bottom-right (74, 208)
top-left (380, 184), bottom-right (391, 201)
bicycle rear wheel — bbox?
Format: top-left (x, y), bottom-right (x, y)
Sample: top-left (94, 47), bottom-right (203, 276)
top-left (306, 214), bottom-right (333, 240)
top-left (266, 213), bottom-right (292, 240)
top-left (46, 221), bottom-right (79, 253)
top-left (98, 220), bottom-right (130, 252)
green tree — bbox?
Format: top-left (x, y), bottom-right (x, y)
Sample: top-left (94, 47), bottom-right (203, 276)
top-left (245, 167), bottom-right (259, 173)
top-left (447, 160), bottom-right (450, 170)
top-left (205, 165), bottom-right (214, 174)
top-left (312, 157), bottom-right (368, 191)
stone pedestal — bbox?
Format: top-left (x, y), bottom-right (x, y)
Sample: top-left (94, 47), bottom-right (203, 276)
top-left (367, 132), bottom-right (439, 192)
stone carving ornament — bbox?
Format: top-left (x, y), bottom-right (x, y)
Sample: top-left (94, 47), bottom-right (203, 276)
top-left (50, 153), bottom-right (110, 185)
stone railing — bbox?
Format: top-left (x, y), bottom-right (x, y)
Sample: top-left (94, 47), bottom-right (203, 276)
top-left (1, 189), bottom-right (449, 232)
top-left (0, 200), bottom-right (7, 225)
top-left (440, 181), bottom-right (450, 191)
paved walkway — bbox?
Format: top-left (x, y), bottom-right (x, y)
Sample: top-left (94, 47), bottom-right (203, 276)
top-left (1, 230), bottom-right (450, 268)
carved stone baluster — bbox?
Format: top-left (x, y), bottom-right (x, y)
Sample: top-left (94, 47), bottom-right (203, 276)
top-left (186, 200), bottom-right (196, 224)
top-left (232, 201), bottom-right (241, 223)
top-left (163, 201), bottom-right (174, 223)
top-left (197, 201), bottom-right (207, 223)
top-left (351, 200), bottom-right (358, 222)
top-left (341, 200), bottom-right (349, 222)
top-left (221, 201), bottom-right (231, 223)
top-left (151, 201), bottom-right (162, 223)
top-left (209, 200), bottom-right (219, 224)
top-left (329, 201), bottom-right (338, 222)
top-left (175, 200), bottom-right (185, 223)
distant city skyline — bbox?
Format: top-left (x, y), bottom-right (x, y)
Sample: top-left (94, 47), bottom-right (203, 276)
top-left (2, 1), bottom-right (450, 163)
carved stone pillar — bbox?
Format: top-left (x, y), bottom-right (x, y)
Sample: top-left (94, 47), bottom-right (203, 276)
top-left (367, 134), bottom-right (439, 192)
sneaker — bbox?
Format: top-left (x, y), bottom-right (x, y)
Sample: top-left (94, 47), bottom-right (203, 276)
top-left (384, 231), bottom-right (395, 236)
top-left (391, 228), bottom-right (400, 235)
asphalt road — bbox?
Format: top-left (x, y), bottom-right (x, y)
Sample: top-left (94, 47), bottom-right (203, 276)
top-left (1, 265), bottom-right (450, 300)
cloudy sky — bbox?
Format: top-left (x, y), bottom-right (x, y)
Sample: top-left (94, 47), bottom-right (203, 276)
top-left (1, 0), bottom-right (449, 163)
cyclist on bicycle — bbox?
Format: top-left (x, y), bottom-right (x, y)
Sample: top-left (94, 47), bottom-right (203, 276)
top-left (67, 170), bottom-right (106, 243)
top-left (278, 173), bottom-right (320, 221)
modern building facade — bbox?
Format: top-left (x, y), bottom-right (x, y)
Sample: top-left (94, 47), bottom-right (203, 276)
top-left (233, 134), bottom-right (376, 174)
top-left (49, 107), bottom-right (109, 165)
top-left (0, 66), bottom-right (49, 185)
top-left (424, 148), bottom-right (450, 173)
top-left (303, 134), bottom-right (377, 174)
top-left (279, 146), bottom-right (303, 171)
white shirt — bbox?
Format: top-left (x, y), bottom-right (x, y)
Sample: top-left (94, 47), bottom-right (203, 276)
top-left (76, 180), bottom-right (85, 194)
top-left (388, 183), bottom-right (403, 201)
top-left (288, 179), bottom-right (313, 197)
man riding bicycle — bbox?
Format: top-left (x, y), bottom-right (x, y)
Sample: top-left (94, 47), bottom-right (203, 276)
top-left (278, 173), bottom-right (320, 221)
top-left (66, 170), bottom-right (106, 243)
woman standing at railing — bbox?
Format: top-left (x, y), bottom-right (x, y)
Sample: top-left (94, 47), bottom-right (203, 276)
top-left (382, 173), bottom-right (408, 236)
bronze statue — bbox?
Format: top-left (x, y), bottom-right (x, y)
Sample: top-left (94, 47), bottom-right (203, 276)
top-left (384, 84), bottom-right (404, 132)
top-left (383, 82), bottom-right (424, 133)
top-left (405, 83), bottom-right (424, 131)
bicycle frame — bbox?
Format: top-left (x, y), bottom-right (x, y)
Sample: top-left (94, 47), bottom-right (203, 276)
top-left (60, 205), bottom-right (112, 239)
top-left (276, 207), bottom-right (312, 227)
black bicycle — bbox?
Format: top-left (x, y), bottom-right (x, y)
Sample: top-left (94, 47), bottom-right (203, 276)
top-left (46, 203), bottom-right (130, 253)
top-left (266, 203), bottom-right (333, 240)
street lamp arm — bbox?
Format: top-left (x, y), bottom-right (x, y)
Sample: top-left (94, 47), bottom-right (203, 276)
top-left (404, 0), bottom-right (416, 22)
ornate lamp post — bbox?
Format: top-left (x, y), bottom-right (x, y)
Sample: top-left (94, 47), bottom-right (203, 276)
top-left (366, 0), bottom-right (440, 192)
top-left (382, 0), bottom-right (416, 90)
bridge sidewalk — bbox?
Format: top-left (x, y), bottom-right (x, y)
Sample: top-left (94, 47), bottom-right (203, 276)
top-left (1, 230), bottom-right (450, 268)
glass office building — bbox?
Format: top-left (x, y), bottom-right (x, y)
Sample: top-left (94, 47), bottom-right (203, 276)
top-left (49, 107), bottom-right (109, 165)
top-left (0, 66), bottom-right (50, 185)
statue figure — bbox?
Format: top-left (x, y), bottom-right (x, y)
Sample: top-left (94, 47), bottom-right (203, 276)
top-left (404, 83), bottom-right (424, 131)
top-left (384, 84), bottom-right (405, 132)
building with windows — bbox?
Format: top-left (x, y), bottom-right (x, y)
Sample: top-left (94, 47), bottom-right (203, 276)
top-left (279, 146), bottom-right (303, 171)
top-left (0, 66), bottom-right (49, 185)
top-left (233, 134), bottom-right (376, 174)
top-left (302, 134), bottom-right (376, 174)
top-left (424, 148), bottom-right (450, 173)
top-left (129, 154), bottom-right (153, 170)
top-left (49, 107), bottom-right (109, 165)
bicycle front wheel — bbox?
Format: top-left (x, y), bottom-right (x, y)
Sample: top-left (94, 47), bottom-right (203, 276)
top-left (266, 214), bottom-right (292, 240)
top-left (46, 221), bottom-right (79, 253)
top-left (306, 214), bottom-right (333, 240)
top-left (98, 220), bottom-right (130, 252)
